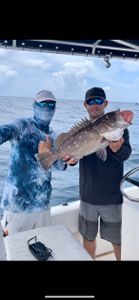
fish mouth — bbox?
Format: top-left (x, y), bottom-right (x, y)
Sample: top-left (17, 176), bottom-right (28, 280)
top-left (120, 110), bottom-right (134, 124)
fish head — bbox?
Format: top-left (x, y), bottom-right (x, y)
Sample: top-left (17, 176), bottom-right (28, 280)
top-left (100, 109), bottom-right (134, 141)
top-left (120, 110), bottom-right (134, 124)
top-left (103, 109), bottom-right (133, 125)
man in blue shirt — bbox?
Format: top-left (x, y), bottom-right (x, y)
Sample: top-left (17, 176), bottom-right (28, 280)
top-left (0, 90), bottom-right (67, 235)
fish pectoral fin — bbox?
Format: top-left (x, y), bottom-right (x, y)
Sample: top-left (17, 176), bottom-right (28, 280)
top-left (96, 149), bottom-right (107, 161)
top-left (54, 132), bottom-right (68, 149)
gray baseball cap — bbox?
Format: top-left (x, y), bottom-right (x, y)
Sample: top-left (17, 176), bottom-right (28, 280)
top-left (34, 90), bottom-right (56, 102)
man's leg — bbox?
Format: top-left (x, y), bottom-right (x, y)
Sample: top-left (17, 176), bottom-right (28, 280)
top-left (112, 243), bottom-right (121, 261)
top-left (2, 211), bottom-right (34, 234)
top-left (83, 238), bottom-right (97, 260)
top-left (99, 204), bottom-right (122, 261)
top-left (78, 201), bottom-right (99, 259)
top-left (34, 209), bottom-right (51, 228)
top-left (2, 209), bottom-right (51, 235)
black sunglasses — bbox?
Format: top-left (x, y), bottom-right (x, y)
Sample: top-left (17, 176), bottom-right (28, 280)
top-left (39, 101), bottom-right (56, 109)
top-left (85, 98), bottom-right (105, 106)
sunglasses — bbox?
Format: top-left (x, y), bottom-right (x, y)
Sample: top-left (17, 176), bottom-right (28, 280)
top-left (85, 98), bottom-right (105, 106)
top-left (38, 101), bottom-right (56, 109)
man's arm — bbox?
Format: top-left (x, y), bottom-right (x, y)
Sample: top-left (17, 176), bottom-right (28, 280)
top-left (107, 129), bottom-right (132, 162)
top-left (0, 123), bottom-right (17, 145)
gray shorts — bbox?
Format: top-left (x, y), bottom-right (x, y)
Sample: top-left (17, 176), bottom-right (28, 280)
top-left (78, 200), bottom-right (122, 245)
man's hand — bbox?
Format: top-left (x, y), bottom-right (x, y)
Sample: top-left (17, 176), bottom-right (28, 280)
top-left (38, 135), bottom-right (52, 154)
top-left (63, 155), bottom-right (78, 165)
top-left (108, 137), bottom-right (124, 153)
top-left (2, 228), bottom-right (9, 237)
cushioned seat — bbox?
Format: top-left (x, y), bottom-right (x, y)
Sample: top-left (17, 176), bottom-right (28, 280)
top-left (4, 224), bottom-right (93, 261)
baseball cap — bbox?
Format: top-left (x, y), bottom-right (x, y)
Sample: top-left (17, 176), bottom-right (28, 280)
top-left (85, 87), bottom-right (106, 101)
top-left (34, 90), bottom-right (56, 102)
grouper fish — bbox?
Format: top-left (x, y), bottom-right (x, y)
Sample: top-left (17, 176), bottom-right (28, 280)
top-left (37, 109), bottom-right (134, 170)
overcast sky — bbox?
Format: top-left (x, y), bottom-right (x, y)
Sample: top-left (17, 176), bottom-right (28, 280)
top-left (0, 48), bottom-right (139, 103)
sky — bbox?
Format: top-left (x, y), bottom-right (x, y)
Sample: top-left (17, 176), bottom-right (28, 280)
top-left (0, 47), bottom-right (139, 102)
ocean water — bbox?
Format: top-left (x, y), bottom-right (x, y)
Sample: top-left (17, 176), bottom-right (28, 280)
top-left (0, 96), bottom-right (139, 216)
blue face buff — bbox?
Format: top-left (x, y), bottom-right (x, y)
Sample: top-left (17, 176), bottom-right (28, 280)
top-left (33, 101), bottom-right (56, 131)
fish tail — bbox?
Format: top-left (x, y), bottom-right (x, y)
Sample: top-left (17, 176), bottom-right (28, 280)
top-left (37, 152), bottom-right (59, 170)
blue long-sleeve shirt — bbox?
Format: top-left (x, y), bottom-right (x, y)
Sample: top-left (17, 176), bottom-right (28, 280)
top-left (0, 117), bottom-right (66, 213)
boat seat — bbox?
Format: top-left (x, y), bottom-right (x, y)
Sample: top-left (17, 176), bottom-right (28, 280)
top-left (3, 224), bottom-right (93, 261)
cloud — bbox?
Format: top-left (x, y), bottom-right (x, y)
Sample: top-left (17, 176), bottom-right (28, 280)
top-left (103, 86), bottom-right (111, 91)
top-left (0, 48), bottom-right (138, 101)
top-left (18, 58), bottom-right (51, 69)
top-left (0, 64), bottom-right (17, 77)
top-left (0, 49), bottom-right (51, 70)
top-left (0, 49), bottom-right (8, 57)
top-left (121, 60), bottom-right (139, 72)
top-left (42, 59), bottom-right (96, 98)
